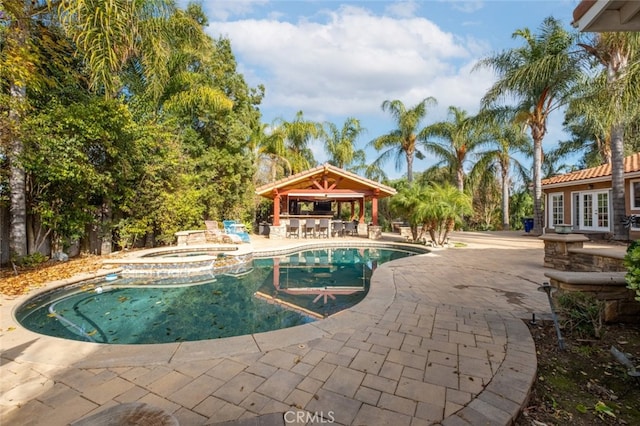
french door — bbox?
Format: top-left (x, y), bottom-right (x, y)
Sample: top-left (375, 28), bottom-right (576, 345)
top-left (575, 191), bottom-right (610, 231)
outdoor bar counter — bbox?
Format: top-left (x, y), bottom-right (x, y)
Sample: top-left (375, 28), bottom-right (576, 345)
top-left (278, 214), bottom-right (339, 238)
top-left (278, 214), bottom-right (335, 222)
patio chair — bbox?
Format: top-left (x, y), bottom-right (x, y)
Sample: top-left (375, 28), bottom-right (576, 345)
top-left (317, 219), bottom-right (330, 238)
top-left (304, 219), bottom-right (316, 238)
top-left (344, 221), bottom-right (358, 236)
top-left (286, 219), bottom-right (300, 238)
top-left (332, 221), bottom-right (344, 237)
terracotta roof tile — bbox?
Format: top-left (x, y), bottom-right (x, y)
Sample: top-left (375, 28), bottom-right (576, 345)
top-left (572, 0), bottom-right (597, 24)
top-left (541, 152), bottom-right (640, 186)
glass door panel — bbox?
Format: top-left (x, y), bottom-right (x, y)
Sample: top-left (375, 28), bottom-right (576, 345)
top-left (579, 191), bottom-right (609, 231)
top-left (582, 193), bottom-right (593, 228)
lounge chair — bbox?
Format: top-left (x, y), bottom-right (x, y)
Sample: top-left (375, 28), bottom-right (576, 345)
top-left (222, 219), bottom-right (250, 243)
top-left (205, 220), bottom-right (241, 244)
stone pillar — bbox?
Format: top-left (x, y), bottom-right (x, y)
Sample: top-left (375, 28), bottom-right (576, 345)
top-left (368, 225), bottom-right (382, 240)
top-left (539, 234), bottom-right (589, 270)
top-left (269, 224), bottom-right (286, 239)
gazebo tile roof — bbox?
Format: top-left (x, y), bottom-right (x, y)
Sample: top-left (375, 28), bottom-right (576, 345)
top-left (255, 163), bottom-right (396, 198)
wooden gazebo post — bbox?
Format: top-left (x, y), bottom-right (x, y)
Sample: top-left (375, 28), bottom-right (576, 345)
top-left (273, 190), bottom-right (281, 226)
top-left (372, 195), bottom-right (379, 226)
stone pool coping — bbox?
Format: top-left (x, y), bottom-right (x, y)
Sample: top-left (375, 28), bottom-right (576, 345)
top-left (6, 240), bottom-right (430, 367)
top-left (2, 232), bottom-right (545, 425)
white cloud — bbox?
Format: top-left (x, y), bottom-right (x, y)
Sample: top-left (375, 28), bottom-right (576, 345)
top-left (450, 1), bottom-right (485, 14)
top-left (206, 4), bottom-right (491, 124)
top-left (385, 0), bottom-right (420, 18)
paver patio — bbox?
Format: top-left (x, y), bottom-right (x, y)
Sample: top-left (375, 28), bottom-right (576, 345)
top-left (1, 231), bottom-right (553, 425)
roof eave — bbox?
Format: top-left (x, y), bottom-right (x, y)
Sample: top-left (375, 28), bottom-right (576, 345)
top-left (542, 170), bottom-right (640, 189)
top-left (572, 0), bottom-right (640, 32)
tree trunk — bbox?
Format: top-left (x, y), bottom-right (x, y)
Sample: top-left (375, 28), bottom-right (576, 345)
top-left (607, 48), bottom-right (629, 241)
top-left (100, 200), bottom-right (113, 255)
top-left (456, 166), bottom-right (464, 193)
top-left (406, 150), bottom-right (414, 183)
top-left (610, 123), bottom-right (626, 240)
top-left (8, 83), bottom-right (28, 258)
top-left (531, 125), bottom-right (545, 235)
top-left (502, 170), bottom-right (510, 230)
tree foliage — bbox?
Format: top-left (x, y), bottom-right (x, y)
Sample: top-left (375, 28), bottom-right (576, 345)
top-left (370, 98), bottom-right (437, 183)
top-left (391, 183), bottom-right (472, 245)
top-left (1, 1), bottom-right (263, 259)
top-left (477, 17), bottom-right (582, 235)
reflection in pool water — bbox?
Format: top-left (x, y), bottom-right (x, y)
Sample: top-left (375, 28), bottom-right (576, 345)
top-left (16, 247), bottom-right (420, 344)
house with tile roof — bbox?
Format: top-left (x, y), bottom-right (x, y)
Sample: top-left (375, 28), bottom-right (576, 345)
top-left (541, 152), bottom-right (640, 239)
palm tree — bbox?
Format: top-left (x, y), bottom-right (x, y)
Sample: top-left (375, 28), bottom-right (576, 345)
top-left (472, 120), bottom-right (531, 230)
top-left (421, 106), bottom-right (488, 192)
top-left (391, 182), bottom-right (472, 245)
top-left (56, 0), bottom-right (177, 99)
top-left (476, 17), bottom-right (582, 235)
top-left (250, 122), bottom-right (292, 182)
top-left (2, 0), bottom-right (179, 258)
top-left (578, 32), bottom-right (640, 240)
top-left (3, 1), bottom-right (53, 258)
top-left (273, 111), bottom-right (323, 174)
top-left (370, 97), bottom-right (437, 183)
top-left (324, 117), bottom-right (366, 169)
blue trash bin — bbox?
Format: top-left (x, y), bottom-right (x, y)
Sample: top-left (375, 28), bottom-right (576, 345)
top-left (523, 218), bottom-right (534, 233)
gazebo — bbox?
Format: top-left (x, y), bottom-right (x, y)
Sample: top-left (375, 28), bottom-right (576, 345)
top-left (255, 163), bottom-right (397, 239)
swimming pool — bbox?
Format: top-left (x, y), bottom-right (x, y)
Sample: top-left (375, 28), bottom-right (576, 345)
top-left (15, 247), bottom-right (421, 344)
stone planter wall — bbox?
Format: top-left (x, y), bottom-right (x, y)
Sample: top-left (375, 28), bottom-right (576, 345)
top-left (540, 234), bottom-right (639, 323)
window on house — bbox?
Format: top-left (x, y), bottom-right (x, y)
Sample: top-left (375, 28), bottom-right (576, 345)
top-left (632, 180), bottom-right (640, 210)
top-left (550, 193), bottom-right (564, 226)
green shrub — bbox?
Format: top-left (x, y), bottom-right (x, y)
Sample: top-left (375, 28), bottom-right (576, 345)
top-left (556, 291), bottom-right (604, 339)
top-left (15, 252), bottom-right (48, 267)
top-left (623, 241), bottom-right (640, 302)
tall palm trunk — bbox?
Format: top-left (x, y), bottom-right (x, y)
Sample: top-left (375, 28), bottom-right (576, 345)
top-left (8, 11), bottom-right (28, 260)
top-left (501, 169), bottom-right (510, 230)
top-left (607, 48), bottom-right (629, 241)
top-left (456, 167), bottom-right (464, 192)
top-left (406, 150), bottom-right (414, 183)
top-left (531, 129), bottom-right (545, 235)
top-left (610, 123), bottom-right (626, 240)
top-left (8, 84), bottom-right (28, 258)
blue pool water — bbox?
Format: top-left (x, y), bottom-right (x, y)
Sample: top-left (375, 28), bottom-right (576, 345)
top-left (16, 247), bottom-right (419, 344)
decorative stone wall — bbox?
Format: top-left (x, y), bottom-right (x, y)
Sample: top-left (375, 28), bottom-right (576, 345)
top-left (268, 224), bottom-right (286, 239)
top-left (545, 271), bottom-right (639, 322)
top-left (567, 248), bottom-right (626, 272)
top-left (541, 234), bottom-right (639, 323)
top-left (539, 234), bottom-right (590, 270)
top-left (174, 230), bottom-right (206, 246)
top-left (368, 225), bottom-right (382, 240)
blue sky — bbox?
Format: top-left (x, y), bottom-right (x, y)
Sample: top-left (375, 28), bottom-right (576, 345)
top-left (189, 1), bottom-right (582, 179)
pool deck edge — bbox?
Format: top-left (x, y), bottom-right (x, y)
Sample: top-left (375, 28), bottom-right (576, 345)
top-left (1, 231), bottom-right (546, 426)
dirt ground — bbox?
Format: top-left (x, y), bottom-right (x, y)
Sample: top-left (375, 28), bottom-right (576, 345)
top-left (516, 320), bottom-right (640, 426)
